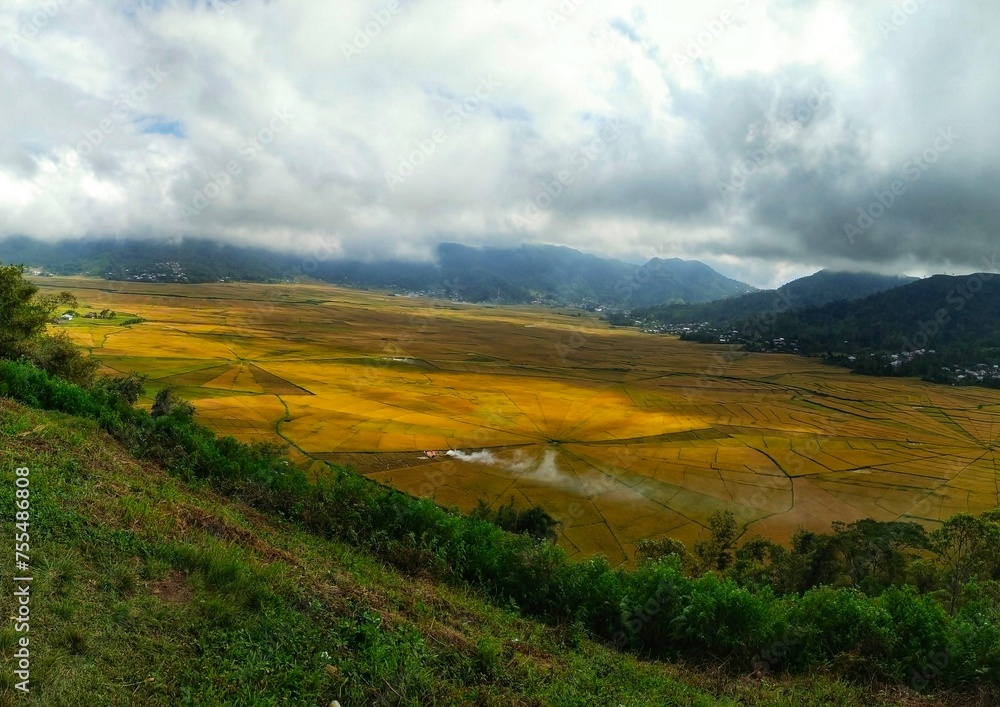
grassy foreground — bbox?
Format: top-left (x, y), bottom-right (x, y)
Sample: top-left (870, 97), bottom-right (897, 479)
top-left (0, 398), bottom-right (986, 706)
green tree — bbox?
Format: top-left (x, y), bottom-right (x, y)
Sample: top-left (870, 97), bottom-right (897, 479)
top-left (829, 519), bottom-right (928, 593)
top-left (730, 537), bottom-right (789, 591)
top-left (94, 372), bottom-right (147, 406)
top-left (930, 513), bottom-right (1000, 614)
top-left (0, 264), bottom-right (75, 358)
top-left (636, 535), bottom-right (697, 574)
top-left (0, 263), bottom-right (96, 383)
top-left (28, 332), bottom-right (98, 384)
top-left (471, 498), bottom-right (559, 543)
top-left (693, 510), bottom-right (738, 573)
top-left (150, 387), bottom-right (195, 422)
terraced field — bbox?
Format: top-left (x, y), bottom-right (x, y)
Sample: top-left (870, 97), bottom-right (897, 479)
top-left (38, 277), bottom-right (1000, 565)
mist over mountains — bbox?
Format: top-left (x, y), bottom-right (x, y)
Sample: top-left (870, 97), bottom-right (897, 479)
top-left (14, 234), bottom-right (1000, 372)
top-left (0, 236), bottom-right (756, 307)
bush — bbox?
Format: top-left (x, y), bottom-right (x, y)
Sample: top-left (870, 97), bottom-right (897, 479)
top-left (470, 498), bottom-right (559, 543)
top-left (26, 332), bottom-right (98, 385)
top-left (151, 387), bottom-right (196, 421)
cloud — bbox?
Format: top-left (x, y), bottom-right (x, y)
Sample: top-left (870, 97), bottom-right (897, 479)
top-left (1, 0), bottom-right (997, 286)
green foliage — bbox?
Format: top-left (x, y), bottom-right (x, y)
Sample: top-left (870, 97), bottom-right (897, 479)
top-left (471, 498), bottom-right (560, 543)
top-left (635, 535), bottom-right (695, 571)
top-left (0, 263), bottom-right (65, 358)
top-left (693, 510), bottom-right (738, 572)
top-left (25, 331), bottom-right (99, 385)
top-left (730, 537), bottom-right (789, 591)
top-left (2, 358), bottom-right (999, 693)
top-left (628, 270), bottom-right (915, 328)
top-left (93, 372), bottom-right (147, 406)
top-left (0, 263), bottom-right (96, 384)
top-left (739, 275), bottom-right (1000, 378)
top-left (930, 513), bottom-right (1000, 614)
top-left (150, 386), bottom-right (195, 421)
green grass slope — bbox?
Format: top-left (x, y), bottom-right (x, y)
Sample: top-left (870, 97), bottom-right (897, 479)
top-left (0, 398), bottom-right (971, 707)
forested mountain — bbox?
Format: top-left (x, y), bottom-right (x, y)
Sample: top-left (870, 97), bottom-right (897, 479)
top-left (628, 270), bottom-right (916, 326)
top-left (752, 273), bottom-right (1000, 360)
top-left (0, 236), bottom-right (756, 307)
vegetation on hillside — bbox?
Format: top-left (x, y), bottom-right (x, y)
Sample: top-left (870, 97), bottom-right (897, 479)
top-left (0, 236), bottom-right (295, 284)
top-left (622, 270), bottom-right (916, 328)
top-left (1, 360), bottom-right (999, 698)
top-left (628, 271), bottom-right (1000, 386)
top-left (11, 397), bottom-right (859, 705)
top-left (747, 275), bottom-right (1000, 358)
top-left (0, 264), bottom-right (97, 385)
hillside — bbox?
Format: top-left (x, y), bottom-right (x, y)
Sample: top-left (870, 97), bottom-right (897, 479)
top-left (0, 236), bottom-right (295, 284)
top-left (627, 270), bottom-right (916, 326)
top-left (0, 237), bottom-right (755, 307)
top-left (420, 245), bottom-right (757, 306)
top-left (0, 398), bottom-right (933, 707)
top-left (738, 273), bottom-right (1000, 362)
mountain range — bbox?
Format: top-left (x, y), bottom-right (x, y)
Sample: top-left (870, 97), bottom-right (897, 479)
top-left (627, 269), bottom-right (918, 326)
top-left (752, 273), bottom-right (1000, 357)
top-left (0, 236), bottom-right (756, 308)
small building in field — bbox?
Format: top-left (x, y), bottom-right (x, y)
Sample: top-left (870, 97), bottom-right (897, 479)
top-left (60, 314), bottom-right (73, 321)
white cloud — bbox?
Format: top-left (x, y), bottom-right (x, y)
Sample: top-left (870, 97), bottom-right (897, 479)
top-left (1, 0), bottom-right (998, 286)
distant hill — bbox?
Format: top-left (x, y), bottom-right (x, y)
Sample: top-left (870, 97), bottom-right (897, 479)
top-left (0, 236), bottom-right (295, 283)
top-left (629, 270), bottom-right (917, 325)
top-left (755, 273), bottom-right (1000, 356)
top-left (628, 257), bottom-right (758, 307)
top-left (315, 243), bottom-right (755, 306)
top-left (0, 236), bottom-right (756, 307)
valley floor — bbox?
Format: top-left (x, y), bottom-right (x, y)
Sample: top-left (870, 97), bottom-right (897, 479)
top-left (34, 278), bottom-right (1000, 565)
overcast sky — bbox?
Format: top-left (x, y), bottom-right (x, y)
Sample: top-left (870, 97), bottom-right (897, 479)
top-left (1, 0), bottom-right (997, 287)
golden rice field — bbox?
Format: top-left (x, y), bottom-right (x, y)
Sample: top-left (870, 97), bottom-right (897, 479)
top-left (37, 277), bottom-right (1000, 566)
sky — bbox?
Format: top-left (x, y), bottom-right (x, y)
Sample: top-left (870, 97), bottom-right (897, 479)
top-left (1, 0), bottom-right (997, 289)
